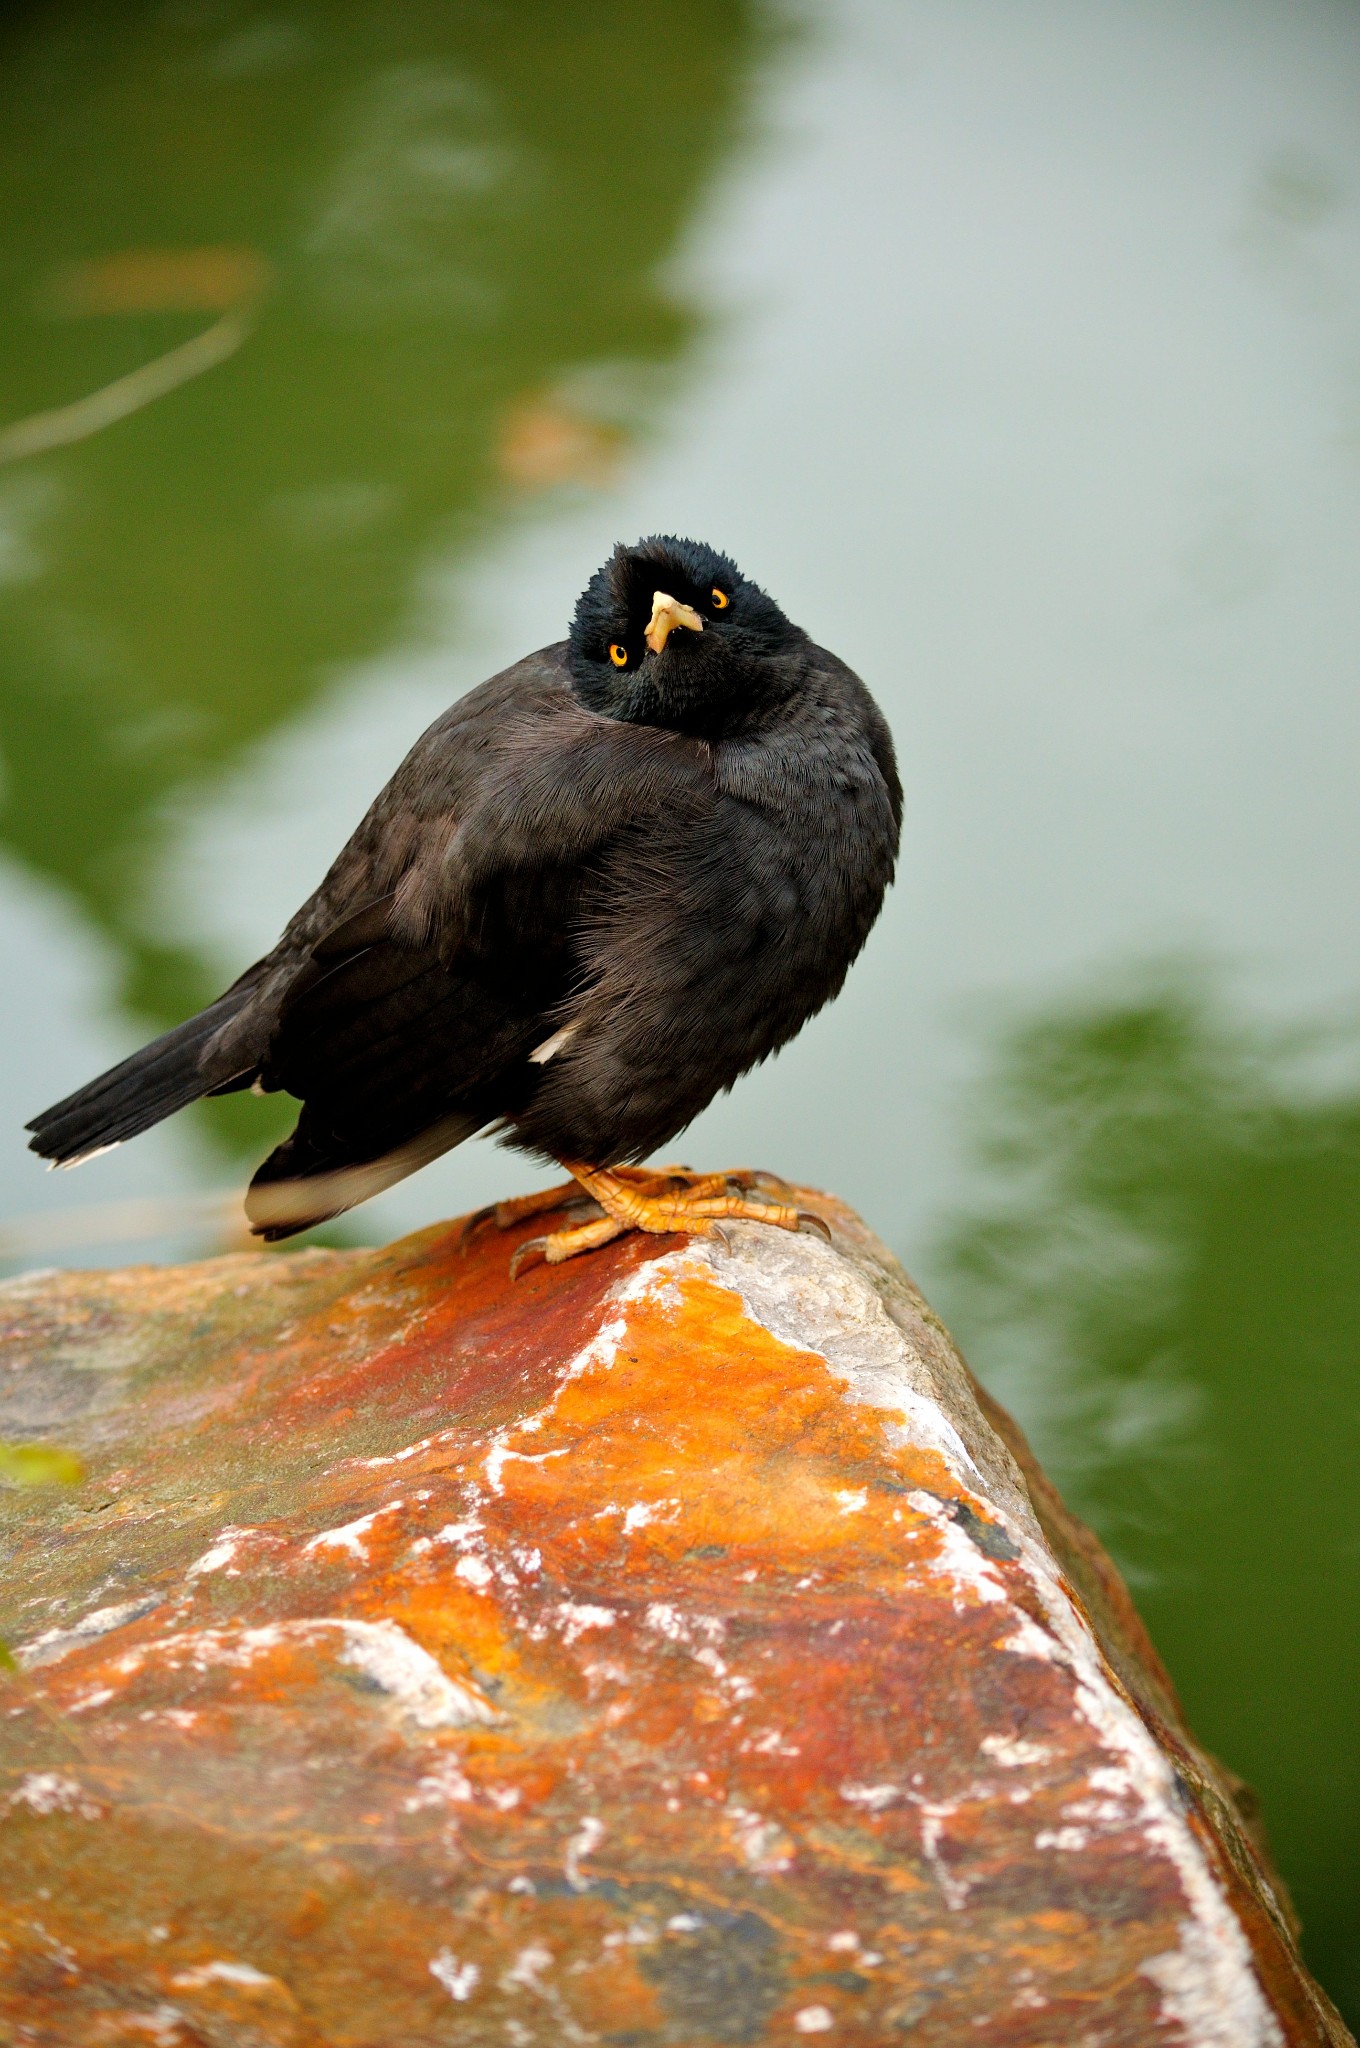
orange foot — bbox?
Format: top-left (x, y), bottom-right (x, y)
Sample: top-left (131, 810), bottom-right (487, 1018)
top-left (495, 1163), bottom-right (829, 1276)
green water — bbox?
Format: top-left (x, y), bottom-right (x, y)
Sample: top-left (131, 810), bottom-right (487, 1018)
top-left (1, 0), bottom-right (1357, 2022)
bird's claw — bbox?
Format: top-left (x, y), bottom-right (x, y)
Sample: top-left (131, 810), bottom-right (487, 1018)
top-left (509, 1234), bottom-right (550, 1280)
top-left (457, 1202), bottom-right (499, 1252)
top-left (796, 1209), bottom-right (833, 1244)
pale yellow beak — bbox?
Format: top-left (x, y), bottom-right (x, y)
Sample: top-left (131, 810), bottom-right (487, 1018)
top-left (644, 589), bottom-right (705, 654)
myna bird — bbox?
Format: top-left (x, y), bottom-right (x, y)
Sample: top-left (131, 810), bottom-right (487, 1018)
top-left (27, 536), bottom-right (901, 1267)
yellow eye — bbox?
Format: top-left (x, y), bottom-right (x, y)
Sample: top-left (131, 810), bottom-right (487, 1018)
top-left (609, 643), bottom-right (628, 667)
top-left (711, 587), bottom-right (729, 609)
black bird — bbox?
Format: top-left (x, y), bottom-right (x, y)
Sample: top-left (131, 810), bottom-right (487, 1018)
top-left (27, 537), bottom-right (901, 1266)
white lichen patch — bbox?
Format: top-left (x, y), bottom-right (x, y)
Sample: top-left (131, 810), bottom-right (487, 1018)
top-left (726, 1803), bottom-right (794, 1873)
top-left (917, 1800), bottom-right (973, 1912)
top-left (68, 1685), bottom-right (116, 1714)
top-left (185, 1525), bottom-right (290, 1582)
top-left (1142, 1923), bottom-right (1281, 2048)
top-left (640, 1599), bottom-right (754, 1705)
top-left (594, 1497), bottom-right (679, 1534)
top-left (19, 1594), bottom-right (162, 1667)
top-left (745, 1728), bottom-right (800, 1757)
top-left (906, 1490), bottom-right (1008, 1612)
top-left (170, 1960), bottom-right (277, 1992)
top-left (102, 1617), bottom-right (500, 1731)
top-left (838, 1782), bottom-right (900, 1812)
top-left (403, 1757), bottom-right (474, 1811)
top-left (1036, 1826), bottom-right (1089, 1853)
top-left (623, 1499), bottom-right (671, 1531)
top-left (564, 1814), bottom-right (605, 1890)
top-left (334, 1618), bottom-right (500, 1729)
top-left (304, 1500), bottom-right (403, 1562)
top-left (644, 1601), bottom-right (686, 1642)
top-left (556, 1602), bottom-right (615, 1645)
top-left (980, 1734), bottom-right (1052, 1770)
top-left (581, 1658), bottom-right (629, 1690)
top-left (8, 1771), bottom-right (101, 1819)
top-left (356, 1425), bottom-right (462, 1469)
top-left (187, 1531), bottom-right (248, 1577)
top-left (430, 1950), bottom-right (480, 2001)
top-left (119, 2005), bottom-right (189, 2045)
top-left (997, 1614), bottom-right (1059, 1663)
top-left (502, 1942), bottom-right (553, 1990)
top-left (644, 1603), bottom-right (723, 1646)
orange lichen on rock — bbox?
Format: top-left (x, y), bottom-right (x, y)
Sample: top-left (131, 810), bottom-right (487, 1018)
top-left (0, 1192), bottom-right (1350, 2046)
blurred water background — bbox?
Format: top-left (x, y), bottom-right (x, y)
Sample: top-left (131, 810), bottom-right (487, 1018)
top-left (0, 0), bottom-right (1357, 2016)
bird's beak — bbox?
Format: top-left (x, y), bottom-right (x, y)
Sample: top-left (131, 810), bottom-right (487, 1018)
top-left (644, 590), bottom-right (705, 654)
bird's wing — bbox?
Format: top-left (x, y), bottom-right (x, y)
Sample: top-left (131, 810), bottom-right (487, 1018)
top-left (202, 645), bottom-right (713, 1072)
top-left (232, 649), bottom-right (716, 1235)
top-left (378, 680), bottom-right (716, 954)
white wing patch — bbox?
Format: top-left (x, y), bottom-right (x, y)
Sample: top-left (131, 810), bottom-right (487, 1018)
top-left (529, 1021), bottom-right (579, 1066)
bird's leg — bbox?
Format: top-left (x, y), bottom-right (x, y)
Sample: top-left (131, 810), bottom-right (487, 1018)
top-left (468, 1166), bottom-right (710, 1246)
top-left (580, 1162), bottom-right (814, 1216)
top-left (458, 1177), bottom-right (601, 1252)
top-left (508, 1160), bottom-right (830, 1273)
top-left (462, 1170), bottom-right (697, 1257)
top-left (565, 1160), bottom-right (803, 1238)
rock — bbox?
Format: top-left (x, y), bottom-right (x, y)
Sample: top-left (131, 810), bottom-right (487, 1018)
top-left (0, 1189), bottom-right (1349, 2047)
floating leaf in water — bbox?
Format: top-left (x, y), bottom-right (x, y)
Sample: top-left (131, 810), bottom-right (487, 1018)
top-left (0, 1441), bottom-right (85, 1487)
top-left (47, 245), bottom-right (272, 316)
top-left (497, 393), bottom-right (624, 490)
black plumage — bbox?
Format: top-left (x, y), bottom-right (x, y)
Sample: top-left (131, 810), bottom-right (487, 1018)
top-left (28, 537), bottom-right (901, 1257)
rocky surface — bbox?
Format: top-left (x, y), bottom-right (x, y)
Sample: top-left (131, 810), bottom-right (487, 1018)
top-left (0, 1188), bottom-right (1349, 2047)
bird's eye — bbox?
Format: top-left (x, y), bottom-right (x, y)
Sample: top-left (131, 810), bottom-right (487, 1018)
top-left (711, 587), bottom-right (730, 609)
top-left (609, 643), bottom-right (629, 668)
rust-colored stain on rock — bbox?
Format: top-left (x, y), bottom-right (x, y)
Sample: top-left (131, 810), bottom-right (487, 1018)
top-left (0, 1194), bottom-right (1349, 2046)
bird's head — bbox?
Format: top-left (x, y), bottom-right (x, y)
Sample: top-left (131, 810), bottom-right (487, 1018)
top-left (567, 535), bottom-right (805, 734)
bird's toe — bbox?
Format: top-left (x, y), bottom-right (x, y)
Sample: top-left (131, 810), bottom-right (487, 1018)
top-left (509, 1212), bottom-right (627, 1276)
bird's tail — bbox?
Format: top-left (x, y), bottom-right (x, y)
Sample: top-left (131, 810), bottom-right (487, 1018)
top-left (244, 1106), bottom-right (482, 1242)
top-left (26, 981), bottom-right (262, 1168)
